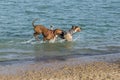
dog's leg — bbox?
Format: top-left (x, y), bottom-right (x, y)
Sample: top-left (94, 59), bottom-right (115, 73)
top-left (51, 35), bottom-right (57, 42)
top-left (48, 36), bottom-right (57, 43)
top-left (34, 32), bottom-right (40, 41)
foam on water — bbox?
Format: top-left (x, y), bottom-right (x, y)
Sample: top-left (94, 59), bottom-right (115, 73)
top-left (21, 38), bottom-right (36, 44)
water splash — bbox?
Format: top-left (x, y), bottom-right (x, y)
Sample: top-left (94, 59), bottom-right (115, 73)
top-left (21, 38), bottom-right (35, 44)
top-left (21, 38), bottom-right (58, 44)
top-left (73, 34), bottom-right (81, 41)
top-left (20, 35), bottom-right (80, 45)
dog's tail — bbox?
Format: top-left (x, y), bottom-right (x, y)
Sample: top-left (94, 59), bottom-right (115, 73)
top-left (32, 18), bottom-right (39, 27)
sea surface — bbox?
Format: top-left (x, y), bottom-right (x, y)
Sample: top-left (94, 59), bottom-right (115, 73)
top-left (0, 0), bottom-right (120, 64)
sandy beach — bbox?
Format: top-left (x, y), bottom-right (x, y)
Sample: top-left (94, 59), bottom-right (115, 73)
top-left (0, 53), bottom-right (120, 80)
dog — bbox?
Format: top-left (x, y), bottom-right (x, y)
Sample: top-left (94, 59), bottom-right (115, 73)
top-left (32, 19), bottom-right (63, 42)
top-left (59, 26), bottom-right (81, 41)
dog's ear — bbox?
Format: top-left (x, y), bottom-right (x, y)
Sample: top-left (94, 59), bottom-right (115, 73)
top-left (50, 25), bottom-right (54, 30)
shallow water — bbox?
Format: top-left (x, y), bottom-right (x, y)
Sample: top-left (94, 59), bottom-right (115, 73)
top-left (0, 0), bottom-right (120, 63)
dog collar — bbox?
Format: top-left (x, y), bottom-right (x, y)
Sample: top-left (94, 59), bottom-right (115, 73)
top-left (68, 30), bottom-right (76, 35)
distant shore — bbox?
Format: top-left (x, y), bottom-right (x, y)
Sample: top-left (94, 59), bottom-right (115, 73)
top-left (0, 53), bottom-right (120, 80)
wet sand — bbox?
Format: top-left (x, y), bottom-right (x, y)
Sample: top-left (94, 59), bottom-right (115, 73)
top-left (0, 53), bottom-right (120, 80)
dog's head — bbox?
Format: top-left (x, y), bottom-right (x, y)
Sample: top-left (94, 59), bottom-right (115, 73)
top-left (71, 26), bottom-right (81, 32)
top-left (54, 29), bottom-right (63, 35)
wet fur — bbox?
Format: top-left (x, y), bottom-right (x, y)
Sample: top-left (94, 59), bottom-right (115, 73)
top-left (32, 19), bottom-right (63, 41)
top-left (60, 26), bottom-right (81, 41)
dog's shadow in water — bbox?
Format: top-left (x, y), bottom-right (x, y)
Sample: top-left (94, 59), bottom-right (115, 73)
top-left (33, 42), bottom-right (75, 62)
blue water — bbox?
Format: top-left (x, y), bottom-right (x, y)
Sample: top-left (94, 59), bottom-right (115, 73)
top-left (0, 0), bottom-right (120, 62)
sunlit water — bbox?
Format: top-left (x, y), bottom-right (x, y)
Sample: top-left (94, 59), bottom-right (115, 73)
top-left (0, 0), bottom-right (120, 63)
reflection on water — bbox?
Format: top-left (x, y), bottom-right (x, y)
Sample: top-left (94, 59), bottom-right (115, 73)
top-left (18, 41), bottom-right (74, 62)
top-left (33, 42), bottom-right (75, 58)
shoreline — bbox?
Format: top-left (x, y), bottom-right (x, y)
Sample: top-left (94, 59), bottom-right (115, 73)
top-left (0, 53), bottom-right (120, 80)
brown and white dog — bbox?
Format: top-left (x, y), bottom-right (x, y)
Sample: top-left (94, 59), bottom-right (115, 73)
top-left (59, 26), bottom-right (81, 41)
top-left (32, 19), bottom-right (63, 42)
